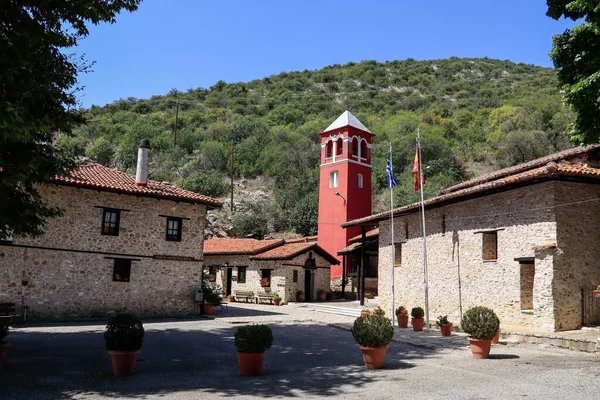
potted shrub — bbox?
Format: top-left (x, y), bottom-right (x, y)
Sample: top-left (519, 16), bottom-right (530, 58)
top-left (296, 290), bottom-right (305, 302)
top-left (104, 313), bottom-right (145, 376)
top-left (203, 286), bottom-right (222, 315)
top-left (395, 306), bottom-right (409, 328)
top-left (317, 289), bottom-right (326, 302)
top-left (272, 294), bottom-right (282, 306)
top-left (0, 326), bottom-right (9, 367)
top-left (436, 315), bottom-right (452, 336)
top-left (351, 314), bottom-right (394, 369)
top-left (461, 306), bottom-right (500, 359)
top-left (227, 295), bottom-right (235, 303)
top-left (411, 307), bottom-right (425, 331)
top-left (234, 324), bottom-right (274, 376)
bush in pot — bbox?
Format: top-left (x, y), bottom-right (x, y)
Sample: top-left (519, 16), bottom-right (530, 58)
top-left (436, 314), bottom-right (453, 336)
top-left (104, 313), bottom-right (145, 376)
top-left (411, 306), bottom-right (425, 331)
top-left (0, 326), bottom-right (9, 367)
top-left (351, 314), bottom-right (394, 369)
top-left (234, 324), bottom-right (274, 376)
top-left (395, 306), bottom-right (409, 328)
top-left (272, 295), bottom-right (282, 306)
top-left (461, 306), bottom-right (499, 359)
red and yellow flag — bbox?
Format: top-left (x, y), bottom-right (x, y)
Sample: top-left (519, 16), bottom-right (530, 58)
top-left (412, 143), bottom-right (425, 192)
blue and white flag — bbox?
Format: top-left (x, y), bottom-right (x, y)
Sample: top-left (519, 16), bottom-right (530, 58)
top-left (386, 157), bottom-right (397, 188)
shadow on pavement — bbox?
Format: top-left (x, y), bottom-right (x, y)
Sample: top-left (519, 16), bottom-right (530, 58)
top-left (0, 321), bottom-right (442, 399)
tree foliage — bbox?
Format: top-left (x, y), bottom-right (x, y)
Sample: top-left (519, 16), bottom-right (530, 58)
top-left (547, 0), bottom-right (600, 144)
top-left (0, 0), bottom-right (140, 238)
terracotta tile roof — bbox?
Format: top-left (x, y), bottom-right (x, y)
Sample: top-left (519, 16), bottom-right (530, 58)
top-left (55, 163), bottom-right (223, 208)
top-left (348, 228), bottom-right (379, 243)
top-left (343, 160), bottom-right (600, 228)
top-left (337, 242), bottom-right (363, 255)
top-left (441, 144), bottom-right (600, 195)
top-left (204, 238), bottom-right (284, 255)
top-left (285, 236), bottom-right (318, 243)
top-left (250, 242), bottom-right (340, 265)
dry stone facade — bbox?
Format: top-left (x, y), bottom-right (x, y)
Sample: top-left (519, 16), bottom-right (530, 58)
top-left (205, 253), bottom-right (331, 304)
top-left (378, 181), bottom-right (600, 332)
top-left (0, 184), bottom-right (207, 320)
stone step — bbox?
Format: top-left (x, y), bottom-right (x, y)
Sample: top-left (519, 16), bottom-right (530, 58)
top-left (309, 304), bottom-right (363, 317)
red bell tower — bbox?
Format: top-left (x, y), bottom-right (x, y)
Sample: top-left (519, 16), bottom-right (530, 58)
top-left (317, 110), bottom-right (374, 282)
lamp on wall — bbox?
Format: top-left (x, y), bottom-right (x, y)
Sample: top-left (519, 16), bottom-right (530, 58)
top-left (335, 191), bottom-right (346, 206)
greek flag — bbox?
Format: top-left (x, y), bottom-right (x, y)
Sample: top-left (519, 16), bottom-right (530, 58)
top-left (386, 157), bottom-right (397, 188)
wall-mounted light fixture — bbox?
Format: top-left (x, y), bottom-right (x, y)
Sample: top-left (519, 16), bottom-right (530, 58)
top-left (335, 191), bottom-right (346, 206)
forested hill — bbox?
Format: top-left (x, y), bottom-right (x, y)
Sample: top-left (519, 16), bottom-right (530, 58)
top-left (60, 57), bottom-right (573, 237)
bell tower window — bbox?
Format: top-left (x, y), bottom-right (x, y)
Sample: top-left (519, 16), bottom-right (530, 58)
top-left (360, 140), bottom-right (368, 161)
top-left (351, 137), bottom-right (359, 158)
top-left (326, 141), bottom-right (333, 159)
top-left (335, 138), bottom-right (343, 157)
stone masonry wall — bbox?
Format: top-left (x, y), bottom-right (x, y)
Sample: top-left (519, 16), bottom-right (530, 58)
top-left (0, 184), bottom-right (207, 320)
top-left (205, 252), bottom-right (331, 303)
top-left (378, 182), bottom-right (558, 331)
top-left (553, 182), bottom-right (600, 330)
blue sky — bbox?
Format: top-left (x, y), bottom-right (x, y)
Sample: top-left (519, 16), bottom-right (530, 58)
top-left (75, 0), bottom-right (577, 108)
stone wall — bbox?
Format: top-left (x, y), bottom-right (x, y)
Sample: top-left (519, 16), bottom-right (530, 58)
top-left (553, 182), bottom-right (600, 330)
top-left (205, 252), bottom-right (331, 303)
top-left (378, 182), bottom-right (558, 331)
top-left (0, 184), bottom-right (207, 320)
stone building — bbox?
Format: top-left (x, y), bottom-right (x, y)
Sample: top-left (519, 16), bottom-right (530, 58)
top-left (204, 237), bottom-right (338, 303)
top-left (0, 141), bottom-right (222, 320)
top-left (343, 145), bottom-right (600, 332)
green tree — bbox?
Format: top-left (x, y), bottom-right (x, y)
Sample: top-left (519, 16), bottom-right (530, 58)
top-left (547, 0), bottom-right (600, 143)
top-left (232, 202), bottom-right (271, 239)
top-left (290, 192), bottom-right (318, 236)
top-left (179, 170), bottom-right (228, 198)
top-left (86, 137), bottom-right (115, 166)
top-left (0, 0), bottom-right (140, 238)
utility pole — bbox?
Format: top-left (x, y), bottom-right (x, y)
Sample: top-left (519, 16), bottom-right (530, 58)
top-left (230, 142), bottom-right (234, 212)
top-left (173, 100), bottom-right (179, 147)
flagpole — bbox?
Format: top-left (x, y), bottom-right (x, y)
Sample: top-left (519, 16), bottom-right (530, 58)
top-left (389, 143), bottom-right (395, 328)
top-left (417, 129), bottom-right (430, 331)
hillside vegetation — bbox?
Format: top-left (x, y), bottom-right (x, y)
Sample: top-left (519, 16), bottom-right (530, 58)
top-left (60, 57), bottom-right (574, 237)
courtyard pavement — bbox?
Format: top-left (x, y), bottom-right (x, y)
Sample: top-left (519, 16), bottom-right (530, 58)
top-left (1, 303), bottom-right (598, 399)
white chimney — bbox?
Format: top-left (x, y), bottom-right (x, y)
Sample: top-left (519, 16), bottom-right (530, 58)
top-left (135, 138), bottom-right (151, 187)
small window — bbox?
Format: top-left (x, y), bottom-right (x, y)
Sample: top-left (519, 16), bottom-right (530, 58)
top-left (394, 243), bottom-right (402, 266)
top-left (482, 232), bottom-right (498, 261)
top-left (237, 266), bottom-right (247, 284)
top-left (357, 174), bottom-right (363, 189)
top-left (166, 217), bottom-right (182, 241)
top-left (293, 270), bottom-right (298, 283)
top-left (326, 141), bottom-right (333, 158)
top-left (329, 171), bottom-right (339, 188)
top-left (208, 266), bottom-right (217, 282)
top-left (260, 269), bottom-right (271, 287)
top-left (113, 259), bottom-right (131, 282)
top-left (102, 209), bottom-right (120, 236)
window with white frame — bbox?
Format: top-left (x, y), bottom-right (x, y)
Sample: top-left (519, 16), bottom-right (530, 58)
top-left (357, 174), bottom-right (363, 189)
top-left (329, 170), bottom-right (339, 188)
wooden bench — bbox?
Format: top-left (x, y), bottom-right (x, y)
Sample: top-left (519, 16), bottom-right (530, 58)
top-left (0, 303), bottom-right (16, 328)
top-left (256, 293), bottom-right (273, 304)
top-left (234, 291), bottom-right (255, 303)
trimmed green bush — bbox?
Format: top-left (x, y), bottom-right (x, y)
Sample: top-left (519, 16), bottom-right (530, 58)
top-left (351, 314), bottom-right (394, 348)
top-left (460, 306), bottom-right (500, 340)
top-left (104, 313), bottom-right (144, 351)
top-left (234, 325), bottom-right (274, 353)
top-left (411, 307), bottom-right (424, 318)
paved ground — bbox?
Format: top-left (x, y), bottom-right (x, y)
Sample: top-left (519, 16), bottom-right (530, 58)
top-left (1, 303), bottom-right (599, 399)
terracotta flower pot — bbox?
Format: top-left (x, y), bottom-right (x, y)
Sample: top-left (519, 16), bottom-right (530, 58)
top-left (491, 330), bottom-right (500, 344)
top-left (227, 296), bottom-right (235, 303)
top-left (318, 292), bottom-right (326, 302)
top-left (237, 352), bottom-right (265, 376)
top-left (296, 292), bottom-right (305, 302)
top-left (108, 350), bottom-right (140, 376)
top-left (593, 290), bottom-right (600, 298)
top-left (360, 311), bottom-right (370, 318)
top-left (204, 305), bottom-right (214, 315)
top-left (440, 323), bottom-right (453, 336)
top-left (468, 337), bottom-right (492, 359)
top-left (0, 342), bottom-right (10, 367)
top-left (359, 345), bottom-right (388, 369)
top-left (273, 300), bottom-right (280, 306)
top-left (412, 317), bottom-right (424, 331)
top-left (398, 314), bottom-right (409, 328)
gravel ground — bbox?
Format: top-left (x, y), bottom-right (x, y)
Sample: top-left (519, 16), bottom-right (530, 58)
top-left (1, 303), bottom-right (598, 399)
